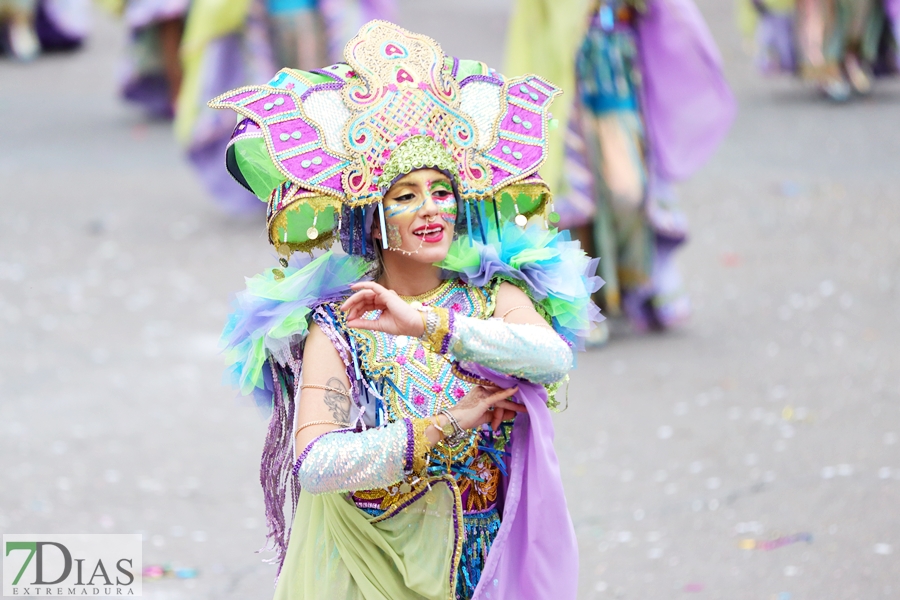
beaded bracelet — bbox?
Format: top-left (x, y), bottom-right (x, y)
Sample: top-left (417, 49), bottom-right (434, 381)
top-left (439, 409), bottom-right (468, 446)
top-left (426, 415), bottom-right (455, 442)
top-left (426, 416), bottom-right (444, 439)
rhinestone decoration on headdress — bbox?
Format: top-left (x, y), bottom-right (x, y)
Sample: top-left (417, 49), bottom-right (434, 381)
top-left (209, 20), bottom-right (561, 254)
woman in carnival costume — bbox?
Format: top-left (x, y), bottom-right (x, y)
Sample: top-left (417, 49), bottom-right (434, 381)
top-left (94, 0), bottom-right (189, 118)
top-left (175, 0), bottom-right (396, 215)
top-left (211, 20), bottom-right (602, 599)
top-left (738, 0), bottom-right (899, 101)
top-left (507, 0), bottom-right (735, 335)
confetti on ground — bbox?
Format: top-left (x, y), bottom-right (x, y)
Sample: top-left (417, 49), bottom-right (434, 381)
top-left (142, 565), bottom-right (199, 580)
top-left (739, 533), bottom-right (812, 551)
top-left (874, 543), bottom-right (893, 555)
top-left (721, 252), bottom-right (741, 267)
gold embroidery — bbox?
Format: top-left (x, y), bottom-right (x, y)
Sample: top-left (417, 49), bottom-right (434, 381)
top-left (410, 417), bottom-right (432, 475)
top-left (465, 456), bottom-right (500, 512)
top-left (419, 306), bottom-right (451, 354)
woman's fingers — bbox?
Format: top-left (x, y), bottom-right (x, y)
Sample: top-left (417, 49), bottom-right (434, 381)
top-left (483, 386), bottom-right (518, 405)
top-left (492, 399), bottom-right (527, 413)
top-left (341, 289), bottom-right (379, 313)
top-left (345, 318), bottom-right (377, 331)
top-left (342, 290), bottom-right (390, 322)
top-left (490, 407), bottom-right (504, 432)
top-left (489, 406), bottom-right (522, 432)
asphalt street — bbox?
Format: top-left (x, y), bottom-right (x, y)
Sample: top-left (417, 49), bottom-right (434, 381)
top-left (1, 1), bottom-right (899, 598)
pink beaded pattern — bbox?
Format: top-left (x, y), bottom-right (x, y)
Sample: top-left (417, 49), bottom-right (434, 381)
top-left (208, 20), bottom-right (560, 220)
top-left (346, 279), bottom-right (495, 422)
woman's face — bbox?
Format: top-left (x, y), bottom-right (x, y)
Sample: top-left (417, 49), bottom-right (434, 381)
top-left (376, 168), bottom-right (457, 264)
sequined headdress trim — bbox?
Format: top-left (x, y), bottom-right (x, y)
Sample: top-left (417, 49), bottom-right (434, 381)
top-left (210, 20), bottom-right (561, 255)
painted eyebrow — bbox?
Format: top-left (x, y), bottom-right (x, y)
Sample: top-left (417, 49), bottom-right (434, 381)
top-left (430, 180), bottom-right (453, 190)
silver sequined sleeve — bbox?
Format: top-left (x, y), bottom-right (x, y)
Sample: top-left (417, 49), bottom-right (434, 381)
top-left (294, 420), bottom-right (411, 495)
top-left (449, 316), bottom-right (573, 384)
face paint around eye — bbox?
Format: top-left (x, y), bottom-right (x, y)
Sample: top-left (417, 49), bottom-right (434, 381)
top-left (384, 196), bottom-right (426, 219)
top-left (430, 181), bottom-right (457, 224)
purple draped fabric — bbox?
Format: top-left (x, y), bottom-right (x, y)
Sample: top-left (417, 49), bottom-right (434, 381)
top-left (887, 0), bottom-right (900, 23)
top-left (636, 0), bottom-right (736, 181)
top-left (187, 31), bottom-right (273, 214)
top-left (470, 364), bottom-right (579, 600)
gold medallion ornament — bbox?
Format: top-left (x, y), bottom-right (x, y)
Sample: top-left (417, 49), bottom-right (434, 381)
top-left (306, 226), bottom-right (319, 240)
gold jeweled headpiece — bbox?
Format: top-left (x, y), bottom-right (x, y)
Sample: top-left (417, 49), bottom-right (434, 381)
top-left (209, 20), bottom-right (560, 256)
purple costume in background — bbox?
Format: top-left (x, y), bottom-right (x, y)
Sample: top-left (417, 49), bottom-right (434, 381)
top-left (890, 0), bottom-right (900, 61)
top-left (179, 0), bottom-right (397, 215)
top-left (35, 0), bottom-right (90, 50)
top-left (637, 0), bottom-right (736, 182)
top-left (120, 0), bottom-right (190, 118)
top-left (560, 0), bottom-right (734, 331)
top-left (0, 0), bottom-right (88, 60)
top-left (742, 0), bottom-right (898, 99)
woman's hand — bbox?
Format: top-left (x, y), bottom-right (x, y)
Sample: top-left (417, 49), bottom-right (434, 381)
top-left (449, 385), bottom-right (525, 433)
top-left (341, 282), bottom-right (425, 337)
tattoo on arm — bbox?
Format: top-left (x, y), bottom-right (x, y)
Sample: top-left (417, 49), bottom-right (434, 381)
top-left (323, 377), bottom-right (351, 422)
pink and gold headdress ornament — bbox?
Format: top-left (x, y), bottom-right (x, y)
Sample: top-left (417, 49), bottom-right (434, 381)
top-left (209, 20), bottom-right (561, 260)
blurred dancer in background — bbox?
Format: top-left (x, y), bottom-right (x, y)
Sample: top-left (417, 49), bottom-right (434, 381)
top-left (98, 0), bottom-right (189, 118)
top-left (507, 0), bottom-right (734, 340)
top-left (174, 0), bottom-right (395, 215)
top-left (738, 0), bottom-right (899, 101)
top-left (1, 0), bottom-right (89, 60)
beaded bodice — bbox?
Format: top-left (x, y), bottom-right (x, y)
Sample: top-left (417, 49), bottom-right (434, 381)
top-left (317, 278), bottom-right (508, 515)
top-left (348, 278), bottom-right (496, 422)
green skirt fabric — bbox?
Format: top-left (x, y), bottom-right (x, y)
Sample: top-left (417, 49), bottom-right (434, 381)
top-left (274, 478), bottom-right (463, 600)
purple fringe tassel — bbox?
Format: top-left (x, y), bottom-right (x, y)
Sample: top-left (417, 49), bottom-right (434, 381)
top-left (259, 358), bottom-right (300, 579)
